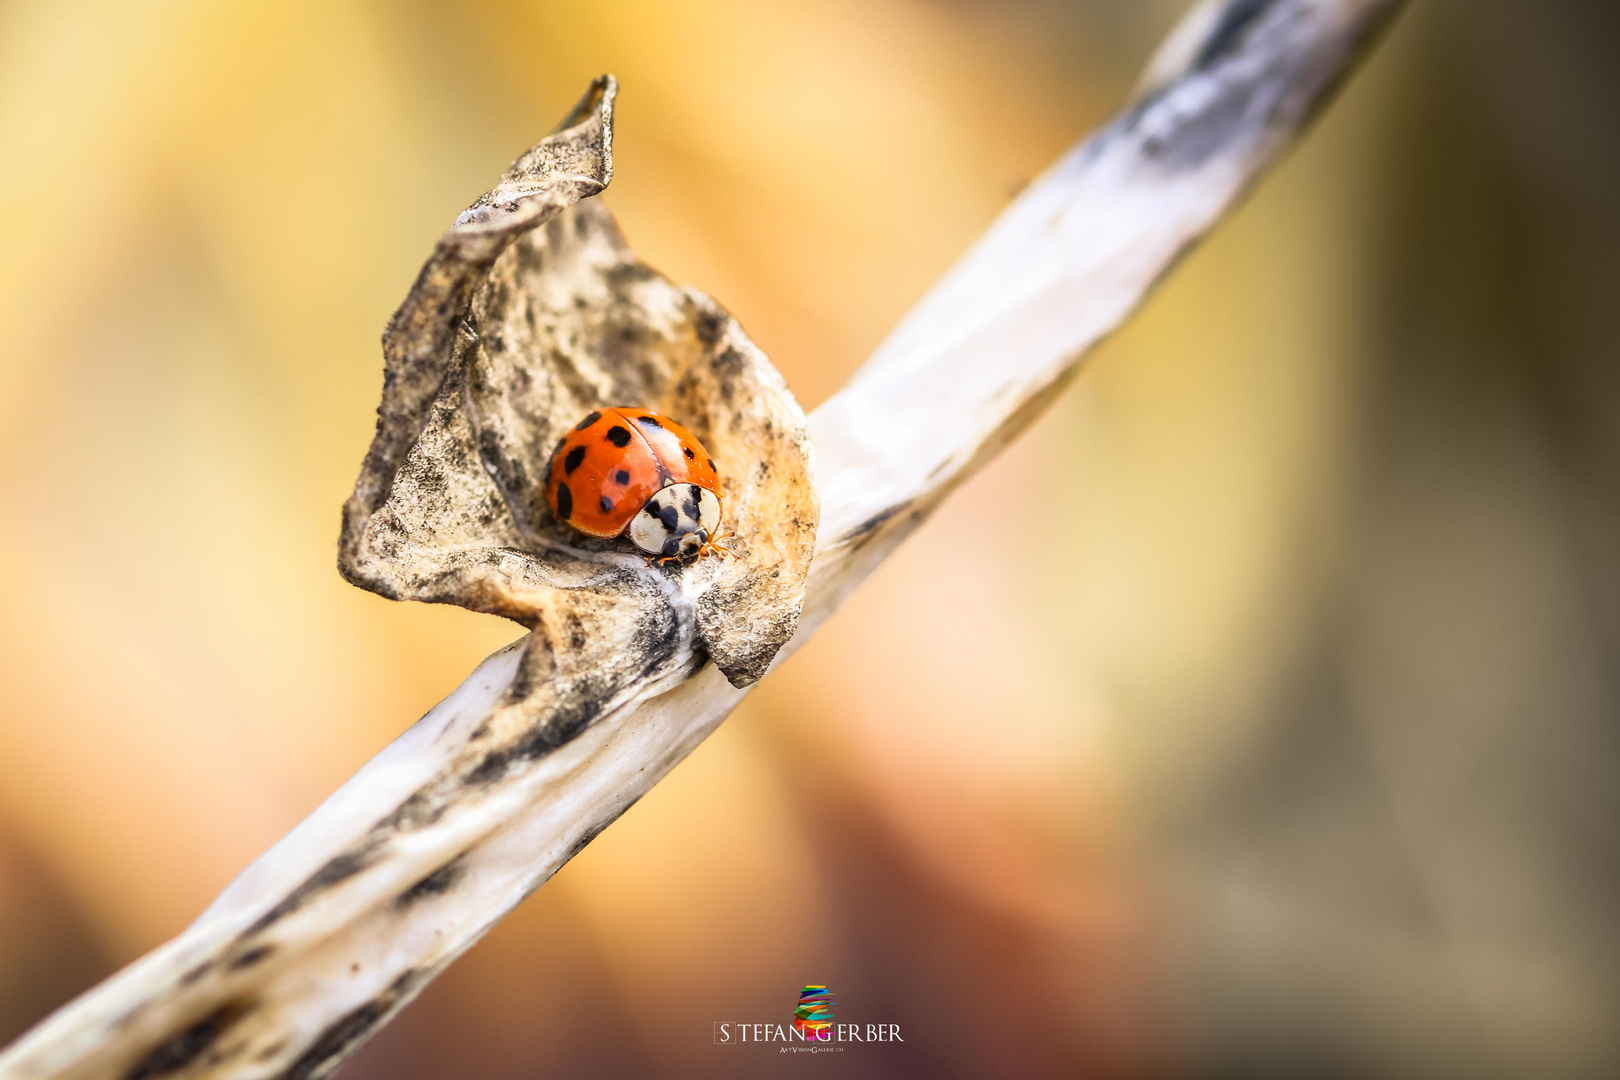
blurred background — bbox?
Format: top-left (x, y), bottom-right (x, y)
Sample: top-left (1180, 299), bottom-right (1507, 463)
top-left (2, 0), bottom-right (1617, 1076)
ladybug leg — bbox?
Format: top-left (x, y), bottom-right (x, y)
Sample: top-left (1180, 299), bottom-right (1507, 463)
top-left (703, 531), bottom-right (738, 560)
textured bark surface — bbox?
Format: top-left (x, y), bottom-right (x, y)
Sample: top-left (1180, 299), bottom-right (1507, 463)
top-left (0, 3), bottom-right (1402, 1078)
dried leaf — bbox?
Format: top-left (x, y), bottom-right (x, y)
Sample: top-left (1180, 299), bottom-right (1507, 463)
top-left (339, 76), bottom-right (818, 694)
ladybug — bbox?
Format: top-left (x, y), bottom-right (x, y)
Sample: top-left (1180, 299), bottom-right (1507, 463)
top-left (544, 407), bottom-right (734, 565)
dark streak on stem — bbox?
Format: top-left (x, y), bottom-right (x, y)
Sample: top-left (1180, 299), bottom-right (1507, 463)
top-left (124, 999), bottom-right (254, 1080)
top-left (228, 945), bottom-right (276, 972)
top-left (1096, 0), bottom-right (1404, 174)
top-left (271, 971), bottom-right (424, 1080)
top-left (394, 856), bottom-right (467, 908)
top-left (839, 503), bottom-right (910, 546)
top-left (1195, 0), bottom-right (1280, 71)
top-left (244, 845), bottom-right (383, 936)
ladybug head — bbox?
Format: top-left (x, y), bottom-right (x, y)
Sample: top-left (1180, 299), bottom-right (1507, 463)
top-left (627, 482), bottom-right (722, 563)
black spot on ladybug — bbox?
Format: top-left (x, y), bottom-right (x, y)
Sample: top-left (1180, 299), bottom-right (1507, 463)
top-left (658, 504), bottom-right (679, 530)
top-left (575, 411), bottom-right (601, 432)
top-left (614, 470), bottom-right (630, 485)
top-left (683, 446), bottom-right (695, 460)
top-left (544, 436), bottom-right (565, 484)
top-left (556, 484), bottom-right (573, 520)
top-left (643, 503), bottom-right (661, 518)
top-left (682, 489), bottom-right (699, 521)
top-left (606, 426), bottom-right (631, 448)
top-left (705, 457), bottom-right (715, 472)
top-left (635, 415), bottom-right (663, 429)
top-left (599, 495), bottom-right (613, 513)
top-left (564, 446), bottom-right (586, 474)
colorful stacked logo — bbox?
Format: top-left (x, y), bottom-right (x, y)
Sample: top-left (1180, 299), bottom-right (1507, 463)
top-left (793, 985), bottom-right (836, 1041)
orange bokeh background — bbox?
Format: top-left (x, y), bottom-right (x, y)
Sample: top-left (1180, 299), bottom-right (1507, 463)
top-left (3, 2), bottom-right (1617, 1077)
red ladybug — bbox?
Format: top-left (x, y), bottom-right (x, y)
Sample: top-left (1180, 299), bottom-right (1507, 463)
top-left (544, 408), bottom-right (733, 565)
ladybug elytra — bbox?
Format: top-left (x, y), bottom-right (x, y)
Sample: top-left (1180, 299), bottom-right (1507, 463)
top-left (544, 407), bottom-right (734, 565)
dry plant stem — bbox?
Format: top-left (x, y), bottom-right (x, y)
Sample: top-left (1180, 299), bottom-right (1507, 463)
top-left (0, 2), bottom-right (1402, 1077)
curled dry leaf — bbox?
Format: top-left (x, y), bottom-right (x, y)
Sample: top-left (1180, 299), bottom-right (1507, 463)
top-left (339, 76), bottom-right (819, 701)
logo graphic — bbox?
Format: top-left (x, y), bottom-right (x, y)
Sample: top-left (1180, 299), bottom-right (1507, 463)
top-left (793, 985), bottom-right (836, 1041)
top-left (712, 983), bottom-right (900, 1050)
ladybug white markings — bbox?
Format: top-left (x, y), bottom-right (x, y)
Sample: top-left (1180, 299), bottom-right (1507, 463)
top-left (628, 482), bottom-right (723, 562)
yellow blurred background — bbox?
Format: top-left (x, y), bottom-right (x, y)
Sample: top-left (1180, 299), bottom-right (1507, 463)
top-left (3, 1), bottom-right (1618, 1077)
